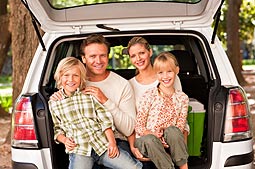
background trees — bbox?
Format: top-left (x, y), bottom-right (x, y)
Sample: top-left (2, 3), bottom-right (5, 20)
top-left (227, 0), bottom-right (245, 85)
top-left (217, 0), bottom-right (255, 85)
top-left (0, 0), bottom-right (11, 77)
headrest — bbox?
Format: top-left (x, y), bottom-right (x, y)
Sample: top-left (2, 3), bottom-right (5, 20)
top-left (170, 50), bottom-right (197, 75)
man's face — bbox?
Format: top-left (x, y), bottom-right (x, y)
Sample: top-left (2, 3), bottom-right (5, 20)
top-left (82, 43), bottom-right (109, 78)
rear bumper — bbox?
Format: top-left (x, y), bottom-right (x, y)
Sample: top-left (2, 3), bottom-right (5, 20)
top-left (12, 161), bottom-right (38, 169)
top-left (11, 147), bottom-right (52, 169)
top-left (211, 139), bottom-right (254, 169)
top-left (224, 151), bottom-right (253, 167)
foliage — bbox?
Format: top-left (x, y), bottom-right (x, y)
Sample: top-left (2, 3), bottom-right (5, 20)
top-left (0, 76), bottom-right (11, 84)
top-left (242, 59), bottom-right (255, 65)
top-left (217, 0), bottom-right (255, 49)
top-left (0, 76), bottom-right (12, 113)
top-left (0, 95), bottom-right (12, 112)
top-left (108, 45), bottom-right (134, 69)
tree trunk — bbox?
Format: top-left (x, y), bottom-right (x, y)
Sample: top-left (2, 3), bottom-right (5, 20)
top-left (7, 0), bottom-right (40, 144)
top-left (9, 0), bottom-right (39, 102)
top-left (0, 0), bottom-right (11, 73)
top-left (226, 0), bottom-right (246, 85)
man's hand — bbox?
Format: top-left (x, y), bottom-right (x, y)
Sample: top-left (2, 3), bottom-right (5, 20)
top-left (50, 90), bottom-right (64, 101)
top-left (83, 86), bottom-right (108, 104)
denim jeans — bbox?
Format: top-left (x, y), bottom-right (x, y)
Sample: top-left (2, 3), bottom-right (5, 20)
top-left (69, 148), bottom-right (142, 169)
top-left (69, 153), bottom-right (94, 169)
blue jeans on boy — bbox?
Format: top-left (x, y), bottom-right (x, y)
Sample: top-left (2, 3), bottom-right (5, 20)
top-left (69, 148), bottom-right (142, 169)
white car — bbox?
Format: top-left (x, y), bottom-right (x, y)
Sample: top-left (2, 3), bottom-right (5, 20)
top-left (11, 0), bottom-right (253, 168)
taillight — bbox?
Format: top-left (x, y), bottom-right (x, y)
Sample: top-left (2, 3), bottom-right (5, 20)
top-left (11, 96), bottom-right (38, 148)
top-left (224, 88), bottom-right (252, 142)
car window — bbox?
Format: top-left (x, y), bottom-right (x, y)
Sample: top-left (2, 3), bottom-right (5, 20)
top-left (42, 34), bottom-right (207, 100)
top-left (108, 44), bottom-right (180, 69)
top-left (49, 0), bottom-right (201, 9)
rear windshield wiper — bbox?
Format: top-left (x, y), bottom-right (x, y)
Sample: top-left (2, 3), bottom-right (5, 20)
top-left (211, 0), bottom-right (225, 44)
top-left (96, 24), bottom-right (120, 32)
top-left (22, 0), bottom-right (46, 51)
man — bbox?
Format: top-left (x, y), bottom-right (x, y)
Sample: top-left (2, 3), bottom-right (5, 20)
top-left (80, 34), bottom-right (136, 141)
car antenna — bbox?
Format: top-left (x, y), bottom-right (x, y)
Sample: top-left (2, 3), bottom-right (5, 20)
top-left (211, 0), bottom-right (225, 44)
top-left (22, 0), bottom-right (46, 51)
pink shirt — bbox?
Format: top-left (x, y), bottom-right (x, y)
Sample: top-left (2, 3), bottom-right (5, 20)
top-left (135, 87), bottom-right (189, 136)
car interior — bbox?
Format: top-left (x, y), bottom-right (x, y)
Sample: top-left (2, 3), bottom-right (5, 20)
top-left (41, 33), bottom-right (211, 168)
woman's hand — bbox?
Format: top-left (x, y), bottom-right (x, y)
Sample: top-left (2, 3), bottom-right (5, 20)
top-left (131, 147), bottom-right (143, 159)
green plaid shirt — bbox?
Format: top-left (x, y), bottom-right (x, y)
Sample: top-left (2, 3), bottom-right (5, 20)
top-left (48, 90), bottom-right (113, 156)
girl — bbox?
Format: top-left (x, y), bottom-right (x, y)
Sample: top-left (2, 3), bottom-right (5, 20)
top-left (134, 52), bottom-right (189, 169)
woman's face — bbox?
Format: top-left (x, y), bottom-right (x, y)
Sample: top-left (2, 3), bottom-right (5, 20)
top-left (128, 43), bottom-right (152, 71)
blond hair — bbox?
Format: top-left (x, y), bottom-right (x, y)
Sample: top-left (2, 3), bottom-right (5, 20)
top-left (127, 36), bottom-right (151, 55)
top-left (127, 36), bottom-right (152, 75)
top-left (54, 57), bottom-right (87, 90)
top-left (153, 52), bottom-right (179, 72)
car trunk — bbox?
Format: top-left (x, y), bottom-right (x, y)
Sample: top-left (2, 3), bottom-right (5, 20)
top-left (39, 30), bottom-right (216, 169)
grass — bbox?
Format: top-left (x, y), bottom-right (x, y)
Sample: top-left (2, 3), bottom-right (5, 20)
top-left (0, 76), bottom-right (12, 113)
top-left (242, 59), bottom-right (255, 65)
top-left (0, 76), bottom-right (12, 84)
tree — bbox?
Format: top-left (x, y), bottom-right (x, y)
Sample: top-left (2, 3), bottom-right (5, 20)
top-left (0, 0), bottom-right (11, 116)
top-left (217, 0), bottom-right (255, 85)
top-left (0, 0), bottom-right (11, 74)
top-left (9, 0), bottom-right (39, 102)
top-left (226, 0), bottom-right (246, 85)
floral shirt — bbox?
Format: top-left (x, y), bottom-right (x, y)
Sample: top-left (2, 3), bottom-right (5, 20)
top-left (135, 87), bottom-right (189, 136)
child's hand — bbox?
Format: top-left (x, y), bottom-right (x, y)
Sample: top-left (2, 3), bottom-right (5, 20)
top-left (64, 137), bottom-right (76, 151)
top-left (160, 137), bottom-right (169, 148)
top-left (153, 128), bottom-right (164, 138)
top-left (107, 143), bottom-right (119, 158)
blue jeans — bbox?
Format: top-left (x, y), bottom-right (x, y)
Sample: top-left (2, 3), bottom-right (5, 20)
top-left (69, 148), bottom-right (142, 169)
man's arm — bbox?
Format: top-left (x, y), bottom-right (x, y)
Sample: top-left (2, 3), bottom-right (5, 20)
top-left (49, 90), bottom-right (64, 101)
top-left (85, 82), bottom-right (136, 137)
top-left (103, 82), bottom-right (136, 137)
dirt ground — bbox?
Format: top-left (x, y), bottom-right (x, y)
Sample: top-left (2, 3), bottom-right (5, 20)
top-left (0, 116), bottom-right (11, 169)
top-left (0, 72), bottom-right (254, 169)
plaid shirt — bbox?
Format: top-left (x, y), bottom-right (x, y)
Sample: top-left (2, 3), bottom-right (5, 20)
top-left (48, 90), bottom-right (113, 156)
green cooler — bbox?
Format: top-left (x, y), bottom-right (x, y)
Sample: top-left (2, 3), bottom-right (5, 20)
top-left (187, 98), bottom-right (205, 156)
